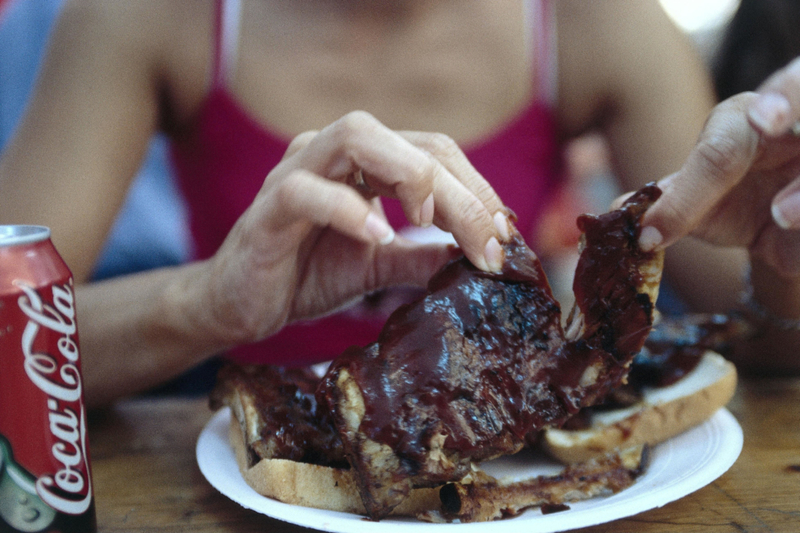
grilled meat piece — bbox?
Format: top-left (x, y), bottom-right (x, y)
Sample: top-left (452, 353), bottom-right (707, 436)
top-left (562, 312), bottom-right (754, 430)
top-left (318, 185), bottom-right (664, 519)
top-left (210, 364), bottom-right (346, 468)
top-left (630, 312), bottom-right (753, 388)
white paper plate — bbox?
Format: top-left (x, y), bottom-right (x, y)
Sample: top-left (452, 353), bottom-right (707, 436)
top-left (197, 407), bottom-right (742, 533)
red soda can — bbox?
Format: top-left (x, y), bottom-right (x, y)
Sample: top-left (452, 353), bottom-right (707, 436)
top-left (0, 226), bottom-right (97, 533)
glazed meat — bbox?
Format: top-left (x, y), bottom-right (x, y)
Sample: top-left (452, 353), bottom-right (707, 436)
top-left (560, 312), bottom-right (752, 429)
top-left (210, 364), bottom-right (345, 468)
top-left (317, 185), bottom-right (665, 519)
top-left (630, 312), bottom-right (752, 388)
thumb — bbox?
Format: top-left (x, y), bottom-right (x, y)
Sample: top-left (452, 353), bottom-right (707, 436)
top-left (639, 93), bottom-right (761, 250)
top-left (371, 237), bottom-right (462, 290)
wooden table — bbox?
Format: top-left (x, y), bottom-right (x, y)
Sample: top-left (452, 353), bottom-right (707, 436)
top-left (89, 377), bottom-right (800, 532)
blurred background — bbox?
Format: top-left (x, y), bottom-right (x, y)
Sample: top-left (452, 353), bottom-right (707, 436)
top-left (660, 0), bottom-right (740, 60)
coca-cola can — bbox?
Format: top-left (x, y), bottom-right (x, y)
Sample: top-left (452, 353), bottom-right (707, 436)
top-left (0, 226), bottom-right (96, 533)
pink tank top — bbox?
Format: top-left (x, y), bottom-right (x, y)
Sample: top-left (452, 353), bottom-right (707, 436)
top-left (170, 0), bottom-right (562, 367)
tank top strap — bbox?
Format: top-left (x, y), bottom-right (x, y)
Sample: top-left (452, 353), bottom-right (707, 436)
top-left (211, 0), bottom-right (243, 88)
top-left (524, 0), bottom-right (558, 105)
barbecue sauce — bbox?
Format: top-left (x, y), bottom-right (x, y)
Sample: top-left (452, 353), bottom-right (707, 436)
top-left (321, 185), bottom-right (662, 475)
top-left (210, 364), bottom-right (346, 467)
top-left (631, 312), bottom-right (748, 387)
top-left (551, 184), bottom-right (662, 413)
top-left (334, 232), bottom-right (565, 463)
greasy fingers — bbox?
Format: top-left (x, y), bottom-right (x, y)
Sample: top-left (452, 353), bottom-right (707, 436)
top-left (371, 238), bottom-right (463, 290)
top-left (399, 131), bottom-right (508, 220)
top-left (640, 94), bottom-right (761, 250)
top-left (399, 130), bottom-right (510, 271)
top-left (292, 111), bottom-right (507, 271)
top-left (274, 169), bottom-right (394, 245)
top-left (749, 57), bottom-right (800, 137)
top-left (284, 130), bottom-right (319, 159)
top-left (296, 111), bottom-right (435, 220)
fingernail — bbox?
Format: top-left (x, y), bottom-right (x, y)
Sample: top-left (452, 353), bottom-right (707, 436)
top-left (493, 212), bottom-right (511, 241)
top-left (638, 226), bottom-right (663, 252)
top-left (749, 93), bottom-right (792, 135)
top-left (420, 193), bottom-right (434, 228)
top-left (365, 212), bottom-right (395, 244)
top-left (772, 197), bottom-right (800, 229)
top-left (484, 237), bottom-right (504, 273)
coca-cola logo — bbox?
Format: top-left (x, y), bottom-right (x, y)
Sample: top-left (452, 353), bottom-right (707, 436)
top-left (15, 281), bottom-right (93, 515)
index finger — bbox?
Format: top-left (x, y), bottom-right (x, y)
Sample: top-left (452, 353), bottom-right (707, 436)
top-left (397, 130), bottom-right (509, 221)
top-left (292, 111), bottom-right (507, 272)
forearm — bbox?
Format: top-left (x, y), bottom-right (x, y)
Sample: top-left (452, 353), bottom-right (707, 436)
top-left (76, 262), bottom-right (236, 408)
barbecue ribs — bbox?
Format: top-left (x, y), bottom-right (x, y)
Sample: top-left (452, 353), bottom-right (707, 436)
top-left (317, 184), bottom-right (665, 519)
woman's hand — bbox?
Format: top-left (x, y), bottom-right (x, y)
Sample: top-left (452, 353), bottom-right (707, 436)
top-left (638, 57), bottom-right (800, 278)
top-left (194, 111), bottom-right (510, 345)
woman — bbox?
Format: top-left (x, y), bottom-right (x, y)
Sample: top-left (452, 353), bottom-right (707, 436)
top-left (0, 0), bottom-right (755, 406)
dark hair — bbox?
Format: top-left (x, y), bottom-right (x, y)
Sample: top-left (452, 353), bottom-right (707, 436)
top-left (713, 0), bottom-right (800, 99)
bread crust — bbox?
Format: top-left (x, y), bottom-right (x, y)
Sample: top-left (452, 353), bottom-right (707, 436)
top-left (542, 351), bottom-right (737, 464)
top-left (228, 417), bottom-right (442, 516)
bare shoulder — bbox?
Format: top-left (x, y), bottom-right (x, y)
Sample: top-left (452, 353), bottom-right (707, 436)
top-left (56, 0), bottom-right (179, 53)
top-left (555, 0), bottom-right (699, 136)
top-left (55, 0), bottom-right (215, 123)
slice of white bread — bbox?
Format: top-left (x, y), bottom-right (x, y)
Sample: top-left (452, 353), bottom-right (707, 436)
top-left (542, 350), bottom-right (737, 464)
top-left (228, 416), bottom-right (442, 516)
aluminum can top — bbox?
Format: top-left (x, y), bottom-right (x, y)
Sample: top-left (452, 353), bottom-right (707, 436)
top-left (0, 225), bottom-right (51, 247)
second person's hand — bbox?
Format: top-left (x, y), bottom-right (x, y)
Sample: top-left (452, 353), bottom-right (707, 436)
top-left (637, 57), bottom-right (800, 278)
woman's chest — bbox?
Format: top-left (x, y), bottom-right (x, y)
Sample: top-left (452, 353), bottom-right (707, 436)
top-left (227, 1), bottom-right (538, 145)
